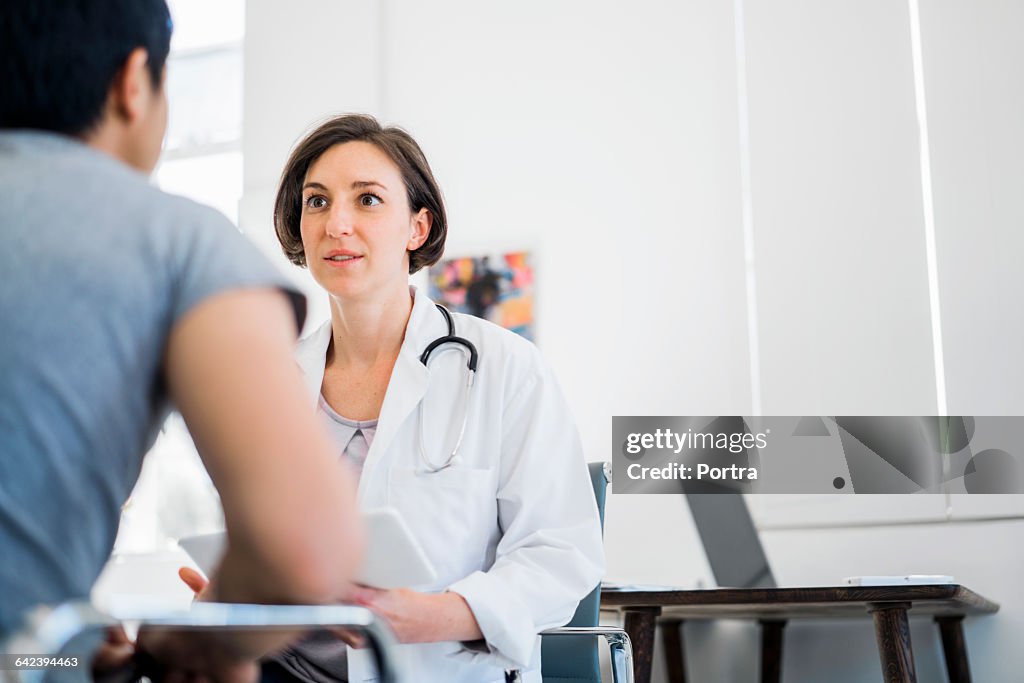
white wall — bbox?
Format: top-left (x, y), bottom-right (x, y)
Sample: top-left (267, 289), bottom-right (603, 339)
top-left (745, 0), bottom-right (936, 416)
top-left (241, 0), bottom-right (383, 327)
top-left (920, 0), bottom-right (1024, 524)
top-left (240, 1), bottom-right (1023, 680)
top-left (922, 0), bottom-right (1024, 418)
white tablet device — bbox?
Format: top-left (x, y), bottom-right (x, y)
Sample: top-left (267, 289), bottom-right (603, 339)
top-left (179, 507), bottom-right (437, 590)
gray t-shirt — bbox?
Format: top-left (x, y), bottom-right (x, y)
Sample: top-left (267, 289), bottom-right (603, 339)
top-left (0, 131), bottom-right (304, 636)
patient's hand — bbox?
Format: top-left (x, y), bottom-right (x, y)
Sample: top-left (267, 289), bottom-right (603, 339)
top-left (90, 625), bottom-right (135, 683)
top-left (179, 566), bottom-right (210, 600)
top-left (135, 629), bottom-right (260, 683)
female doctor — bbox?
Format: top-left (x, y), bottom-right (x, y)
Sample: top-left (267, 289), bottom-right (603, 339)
top-left (260, 114), bottom-right (604, 683)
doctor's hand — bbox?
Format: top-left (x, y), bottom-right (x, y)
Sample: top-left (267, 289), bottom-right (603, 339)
top-left (348, 587), bottom-right (483, 644)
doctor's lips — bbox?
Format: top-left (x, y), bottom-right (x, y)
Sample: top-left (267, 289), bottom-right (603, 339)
top-left (324, 249), bottom-right (364, 266)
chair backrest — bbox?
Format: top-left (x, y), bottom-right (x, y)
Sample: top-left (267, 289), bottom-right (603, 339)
top-left (540, 461), bottom-right (608, 683)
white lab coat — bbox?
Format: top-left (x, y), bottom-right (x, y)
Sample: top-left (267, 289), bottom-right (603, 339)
top-left (294, 287), bottom-right (605, 683)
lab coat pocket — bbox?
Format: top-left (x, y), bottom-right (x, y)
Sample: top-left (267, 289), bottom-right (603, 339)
top-left (387, 466), bottom-right (497, 581)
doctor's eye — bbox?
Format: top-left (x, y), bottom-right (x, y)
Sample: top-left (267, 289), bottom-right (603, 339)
top-left (304, 195), bottom-right (328, 210)
top-left (359, 193), bottom-right (382, 207)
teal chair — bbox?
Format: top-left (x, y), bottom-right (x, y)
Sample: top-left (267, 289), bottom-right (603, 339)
top-left (507, 462), bottom-right (634, 683)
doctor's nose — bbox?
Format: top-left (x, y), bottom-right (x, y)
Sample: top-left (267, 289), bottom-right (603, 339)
top-left (325, 209), bottom-right (354, 239)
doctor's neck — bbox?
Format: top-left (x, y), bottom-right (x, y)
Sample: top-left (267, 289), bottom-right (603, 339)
top-left (326, 282), bottom-right (413, 368)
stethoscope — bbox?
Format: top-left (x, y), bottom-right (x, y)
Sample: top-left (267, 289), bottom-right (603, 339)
top-left (418, 304), bottom-right (478, 473)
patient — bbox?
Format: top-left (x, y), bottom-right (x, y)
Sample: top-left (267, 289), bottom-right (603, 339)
top-left (0, 1), bottom-right (362, 678)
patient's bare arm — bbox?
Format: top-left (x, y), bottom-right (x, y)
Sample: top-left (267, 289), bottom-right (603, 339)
top-left (139, 288), bottom-right (364, 678)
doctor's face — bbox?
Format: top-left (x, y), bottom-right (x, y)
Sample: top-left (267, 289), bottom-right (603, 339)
top-left (300, 141), bottom-right (430, 301)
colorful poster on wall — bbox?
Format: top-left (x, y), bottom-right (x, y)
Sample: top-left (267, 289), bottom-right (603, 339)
top-left (428, 251), bottom-right (535, 341)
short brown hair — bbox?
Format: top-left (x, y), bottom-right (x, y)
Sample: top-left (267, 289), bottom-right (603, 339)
top-left (273, 114), bottom-right (447, 274)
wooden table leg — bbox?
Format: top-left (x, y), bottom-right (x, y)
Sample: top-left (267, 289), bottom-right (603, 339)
top-left (759, 619), bottom-right (787, 683)
top-left (623, 607), bottom-right (661, 683)
top-left (935, 616), bottom-right (971, 683)
top-left (868, 602), bottom-right (917, 683)
top-left (660, 619), bottom-right (687, 683)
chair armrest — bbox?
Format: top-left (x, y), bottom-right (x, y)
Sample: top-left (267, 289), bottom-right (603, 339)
top-left (541, 625), bottom-right (629, 640)
top-left (2, 602), bottom-right (403, 683)
top-left (505, 626), bottom-right (634, 683)
top-left (1, 602), bottom-right (114, 683)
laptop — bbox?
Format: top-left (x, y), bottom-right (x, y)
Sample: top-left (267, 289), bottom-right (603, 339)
top-left (684, 493), bottom-right (776, 589)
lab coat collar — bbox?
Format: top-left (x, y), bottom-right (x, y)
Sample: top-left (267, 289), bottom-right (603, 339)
top-left (366, 286), bottom-right (442, 466)
top-left (295, 320), bottom-right (333, 406)
top-left (294, 286), bottom-right (446, 477)
top-left (293, 286), bottom-right (443, 403)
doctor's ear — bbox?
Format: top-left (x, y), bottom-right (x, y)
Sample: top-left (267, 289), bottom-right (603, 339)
top-left (407, 208), bottom-right (432, 251)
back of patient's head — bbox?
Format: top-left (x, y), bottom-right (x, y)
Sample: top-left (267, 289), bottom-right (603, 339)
top-left (0, 0), bottom-right (172, 136)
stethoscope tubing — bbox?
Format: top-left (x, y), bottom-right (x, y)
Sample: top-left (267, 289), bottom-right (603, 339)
top-left (418, 305), bottom-right (478, 473)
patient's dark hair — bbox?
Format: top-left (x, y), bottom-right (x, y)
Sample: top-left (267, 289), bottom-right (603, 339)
top-left (0, 0), bottom-right (173, 135)
top-left (274, 114), bottom-right (447, 274)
